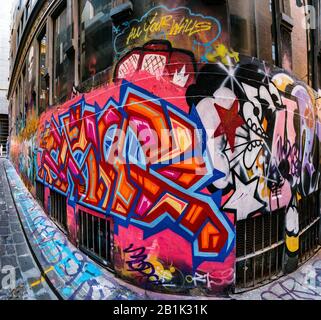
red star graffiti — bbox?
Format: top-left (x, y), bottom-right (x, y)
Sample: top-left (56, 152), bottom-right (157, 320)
top-left (213, 99), bottom-right (245, 153)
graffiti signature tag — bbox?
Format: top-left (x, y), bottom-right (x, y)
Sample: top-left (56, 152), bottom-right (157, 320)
top-left (124, 244), bottom-right (160, 283)
top-left (127, 12), bottom-right (212, 45)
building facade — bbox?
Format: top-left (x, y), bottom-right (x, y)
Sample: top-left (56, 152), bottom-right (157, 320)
top-left (0, 1), bottom-right (13, 156)
top-left (7, 0), bottom-right (321, 295)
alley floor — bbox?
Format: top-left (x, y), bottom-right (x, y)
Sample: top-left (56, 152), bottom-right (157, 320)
top-left (0, 157), bottom-right (321, 300)
top-left (0, 159), bottom-right (57, 300)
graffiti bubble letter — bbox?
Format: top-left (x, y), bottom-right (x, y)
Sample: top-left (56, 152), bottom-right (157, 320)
top-left (1, 265), bottom-right (16, 291)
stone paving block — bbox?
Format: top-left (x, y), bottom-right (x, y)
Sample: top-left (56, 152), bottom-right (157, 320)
top-left (14, 268), bottom-right (23, 282)
top-left (0, 235), bottom-right (12, 245)
top-left (1, 255), bottom-right (18, 268)
top-left (15, 244), bottom-right (29, 257)
top-left (12, 232), bottom-right (25, 244)
top-left (18, 256), bottom-right (35, 273)
top-left (3, 235), bottom-right (13, 245)
top-left (5, 245), bottom-right (15, 255)
top-left (10, 223), bottom-right (21, 233)
top-left (0, 215), bottom-right (9, 221)
top-left (0, 221), bottom-right (9, 229)
top-left (30, 283), bottom-right (45, 295)
top-left (8, 220), bottom-right (18, 226)
top-left (0, 227), bottom-right (10, 236)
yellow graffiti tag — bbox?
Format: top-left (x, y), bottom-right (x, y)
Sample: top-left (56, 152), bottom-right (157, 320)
top-left (126, 12), bottom-right (213, 45)
top-left (30, 266), bottom-right (54, 288)
top-left (206, 44), bottom-right (240, 66)
top-left (286, 235), bottom-right (299, 253)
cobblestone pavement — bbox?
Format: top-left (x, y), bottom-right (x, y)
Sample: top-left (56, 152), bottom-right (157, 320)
top-left (0, 160), bottom-right (57, 300)
top-left (1, 157), bottom-right (321, 300)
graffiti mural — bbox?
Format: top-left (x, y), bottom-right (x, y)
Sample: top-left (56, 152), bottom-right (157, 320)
top-left (10, 2), bottom-right (321, 296)
top-left (35, 77), bottom-right (235, 292)
top-left (29, 43), bottom-right (321, 292)
top-left (10, 111), bottom-right (39, 192)
top-left (187, 60), bottom-right (321, 256)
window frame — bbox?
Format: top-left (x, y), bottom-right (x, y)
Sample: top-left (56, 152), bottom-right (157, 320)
top-left (78, 0), bottom-right (114, 89)
top-left (37, 27), bottom-right (48, 116)
top-left (51, 0), bottom-right (75, 104)
top-left (228, 0), bottom-right (279, 65)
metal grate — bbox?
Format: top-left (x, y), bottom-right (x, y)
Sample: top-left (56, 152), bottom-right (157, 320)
top-left (78, 210), bottom-right (113, 268)
top-left (236, 210), bottom-right (285, 291)
top-left (50, 189), bottom-right (67, 231)
top-left (298, 192), bottom-right (320, 264)
top-left (36, 181), bottom-right (45, 208)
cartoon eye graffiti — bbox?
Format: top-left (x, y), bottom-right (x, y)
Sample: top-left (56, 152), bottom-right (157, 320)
top-left (241, 82), bottom-right (267, 139)
top-left (268, 82), bottom-right (283, 110)
top-left (259, 85), bottom-right (277, 112)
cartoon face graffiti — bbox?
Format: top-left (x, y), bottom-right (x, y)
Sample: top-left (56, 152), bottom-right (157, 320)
top-left (186, 60), bottom-right (318, 228)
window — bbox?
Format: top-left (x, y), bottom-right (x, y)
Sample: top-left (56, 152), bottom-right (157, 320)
top-left (50, 189), bottom-right (67, 231)
top-left (79, 0), bottom-right (113, 85)
top-left (298, 192), bottom-right (320, 264)
top-left (19, 69), bottom-right (26, 130)
top-left (15, 87), bottom-right (19, 135)
top-left (53, 6), bottom-right (74, 103)
top-left (38, 30), bottom-right (48, 115)
top-left (281, 0), bottom-right (291, 16)
top-left (79, 209), bottom-right (113, 267)
top-left (24, 45), bottom-right (36, 115)
top-left (36, 181), bottom-right (45, 207)
top-left (229, 0), bottom-right (277, 65)
top-left (280, 25), bottom-right (292, 70)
